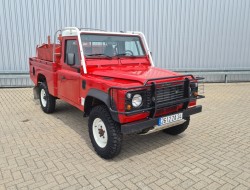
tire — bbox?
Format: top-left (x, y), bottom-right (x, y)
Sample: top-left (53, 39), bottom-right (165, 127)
top-left (88, 105), bottom-right (122, 159)
top-left (163, 117), bottom-right (190, 135)
top-left (39, 82), bottom-right (56, 113)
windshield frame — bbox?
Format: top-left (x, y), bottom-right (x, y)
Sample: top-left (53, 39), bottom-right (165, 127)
top-left (80, 32), bottom-right (147, 59)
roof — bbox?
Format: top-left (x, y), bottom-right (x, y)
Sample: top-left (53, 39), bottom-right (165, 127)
top-left (61, 27), bottom-right (139, 37)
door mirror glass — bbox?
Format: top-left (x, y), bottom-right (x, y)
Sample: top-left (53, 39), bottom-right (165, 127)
top-left (66, 53), bottom-right (75, 66)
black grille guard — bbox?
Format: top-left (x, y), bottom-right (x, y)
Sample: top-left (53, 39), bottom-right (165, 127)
top-left (108, 74), bottom-right (205, 117)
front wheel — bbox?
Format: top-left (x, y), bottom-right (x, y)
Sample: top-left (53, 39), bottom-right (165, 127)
top-left (39, 82), bottom-right (56, 113)
top-left (163, 117), bottom-right (190, 135)
top-left (88, 105), bottom-right (122, 159)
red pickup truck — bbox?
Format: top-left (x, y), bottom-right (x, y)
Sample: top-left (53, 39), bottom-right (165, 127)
top-left (29, 27), bottom-right (204, 159)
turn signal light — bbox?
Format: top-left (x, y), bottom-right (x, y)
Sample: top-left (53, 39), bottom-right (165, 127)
top-left (126, 104), bottom-right (132, 110)
top-left (193, 92), bottom-right (198, 97)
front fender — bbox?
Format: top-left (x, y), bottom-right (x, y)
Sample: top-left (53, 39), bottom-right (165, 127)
top-left (85, 89), bottom-right (119, 123)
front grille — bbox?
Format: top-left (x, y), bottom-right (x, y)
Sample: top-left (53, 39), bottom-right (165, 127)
top-left (156, 83), bottom-right (185, 106)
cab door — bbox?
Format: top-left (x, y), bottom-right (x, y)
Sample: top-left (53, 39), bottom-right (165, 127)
top-left (58, 38), bottom-right (81, 105)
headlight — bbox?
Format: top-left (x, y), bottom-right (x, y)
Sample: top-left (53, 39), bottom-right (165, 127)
top-left (132, 94), bottom-right (142, 107)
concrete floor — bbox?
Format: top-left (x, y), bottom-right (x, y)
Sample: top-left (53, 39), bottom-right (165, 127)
top-left (0, 83), bottom-right (250, 189)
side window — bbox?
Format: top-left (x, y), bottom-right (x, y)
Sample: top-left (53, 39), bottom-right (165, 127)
top-left (64, 40), bottom-right (80, 65)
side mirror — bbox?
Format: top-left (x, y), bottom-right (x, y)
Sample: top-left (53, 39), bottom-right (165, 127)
top-left (150, 52), bottom-right (152, 56)
top-left (66, 53), bottom-right (75, 66)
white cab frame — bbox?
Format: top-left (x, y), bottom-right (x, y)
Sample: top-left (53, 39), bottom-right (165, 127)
top-left (54, 27), bottom-right (154, 74)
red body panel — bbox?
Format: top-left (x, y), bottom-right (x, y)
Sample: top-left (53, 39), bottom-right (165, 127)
top-left (88, 64), bottom-right (181, 85)
top-left (29, 35), bottom-right (197, 124)
top-left (29, 58), bottom-right (58, 96)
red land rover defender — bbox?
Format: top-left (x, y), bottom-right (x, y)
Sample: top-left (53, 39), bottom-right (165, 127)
top-left (29, 27), bottom-right (204, 159)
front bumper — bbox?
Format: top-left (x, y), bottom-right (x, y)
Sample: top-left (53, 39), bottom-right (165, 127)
top-left (121, 105), bottom-right (202, 134)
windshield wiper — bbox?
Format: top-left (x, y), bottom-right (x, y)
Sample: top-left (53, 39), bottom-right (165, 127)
top-left (87, 54), bottom-right (112, 59)
top-left (116, 53), bottom-right (127, 56)
top-left (116, 53), bottom-right (137, 58)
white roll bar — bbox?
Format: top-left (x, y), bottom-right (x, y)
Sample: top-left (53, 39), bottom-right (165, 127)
top-left (53, 27), bottom-right (87, 74)
top-left (53, 27), bottom-right (154, 74)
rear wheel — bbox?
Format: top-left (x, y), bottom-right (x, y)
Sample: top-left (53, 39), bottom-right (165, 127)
top-left (39, 82), bottom-right (56, 113)
top-left (163, 117), bottom-right (190, 135)
top-left (88, 105), bottom-right (122, 159)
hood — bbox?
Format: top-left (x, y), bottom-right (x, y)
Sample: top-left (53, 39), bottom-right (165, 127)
top-left (89, 65), bottom-right (181, 84)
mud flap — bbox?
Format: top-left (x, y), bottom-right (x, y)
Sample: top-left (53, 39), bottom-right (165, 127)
top-left (33, 86), bottom-right (39, 99)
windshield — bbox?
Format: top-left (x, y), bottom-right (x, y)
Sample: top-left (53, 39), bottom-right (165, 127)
top-left (81, 34), bottom-right (145, 58)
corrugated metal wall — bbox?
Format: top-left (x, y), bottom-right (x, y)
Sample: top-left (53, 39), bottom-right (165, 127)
top-left (0, 0), bottom-right (250, 86)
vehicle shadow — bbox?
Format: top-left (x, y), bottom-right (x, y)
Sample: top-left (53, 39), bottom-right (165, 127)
top-left (52, 100), bottom-right (184, 161)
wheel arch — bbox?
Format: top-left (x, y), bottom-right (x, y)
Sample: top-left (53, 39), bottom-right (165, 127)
top-left (37, 73), bottom-right (47, 84)
top-left (84, 89), bottom-right (119, 122)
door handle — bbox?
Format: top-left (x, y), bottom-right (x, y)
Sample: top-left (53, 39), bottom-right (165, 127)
top-left (60, 76), bottom-right (66, 80)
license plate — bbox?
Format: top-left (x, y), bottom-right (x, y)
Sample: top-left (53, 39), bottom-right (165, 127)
top-left (158, 113), bottom-right (183, 126)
